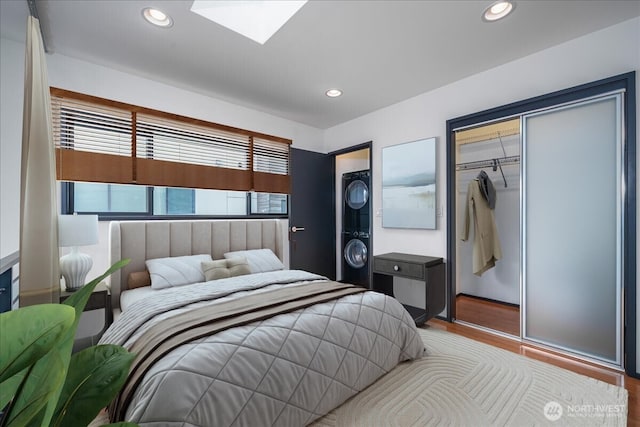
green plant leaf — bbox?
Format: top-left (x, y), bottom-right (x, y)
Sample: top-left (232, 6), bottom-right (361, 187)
top-left (0, 304), bottom-right (74, 383)
top-left (42, 259), bottom-right (131, 426)
top-left (6, 259), bottom-right (130, 427)
top-left (52, 345), bottom-right (135, 427)
top-left (0, 368), bottom-right (25, 410)
top-left (3, 350), bottom-right (66, 427)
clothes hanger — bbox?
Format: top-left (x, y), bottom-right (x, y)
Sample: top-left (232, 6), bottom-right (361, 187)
top-left (492, 159), bottom-right (507, 188)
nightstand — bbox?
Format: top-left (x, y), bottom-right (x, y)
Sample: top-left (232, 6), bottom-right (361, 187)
top-left (60, 282), bottom-right (113, 351)
top-left (372, 253), bottom-right (445, 326)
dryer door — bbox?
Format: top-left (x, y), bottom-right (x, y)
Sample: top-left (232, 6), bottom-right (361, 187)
top-left (344, 238), bottom-right (368, 269)
top-left (345, 180), bottom-right (369, 210)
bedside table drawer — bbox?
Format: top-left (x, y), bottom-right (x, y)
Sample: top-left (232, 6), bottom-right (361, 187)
top-left (373, 258), bottom-right (424, 280)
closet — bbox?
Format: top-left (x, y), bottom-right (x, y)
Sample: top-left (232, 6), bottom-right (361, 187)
top-left (445, 72), bottom-right (636, 372)
top-left (454, 119), bottom-right (520, 337)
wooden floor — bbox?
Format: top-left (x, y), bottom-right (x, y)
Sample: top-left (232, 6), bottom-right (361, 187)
top-left (455, 294), bottom-right (520, 336)
top-left (426, 319), bottom-right (640, 426)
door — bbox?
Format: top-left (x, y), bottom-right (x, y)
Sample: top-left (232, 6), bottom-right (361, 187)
top-left (522, 93), bottom-right (623, 366)
top-left (289, 148), bottom-right (336, 279)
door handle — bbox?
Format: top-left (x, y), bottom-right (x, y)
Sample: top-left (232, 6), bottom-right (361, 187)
top-left (291, 226), bottom-right (305, 233)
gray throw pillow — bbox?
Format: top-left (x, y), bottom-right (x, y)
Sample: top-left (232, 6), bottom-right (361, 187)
top-left (223, 249), bottom-right (284, 273)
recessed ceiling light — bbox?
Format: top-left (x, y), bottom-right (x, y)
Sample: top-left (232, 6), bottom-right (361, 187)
top-left (142, 7), bottom-right (173, 28)
top-left (325, 89), bottom-right (342, 98)
top-left (482, 1), bottom-right (515, 22)
top-left (191, 0), bottom-right (307, 45)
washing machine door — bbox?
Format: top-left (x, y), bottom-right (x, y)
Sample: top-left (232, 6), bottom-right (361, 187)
top-left (344, 239), bottom-right (368, 268)
top-left (345, 180), bottom-right (369, 210)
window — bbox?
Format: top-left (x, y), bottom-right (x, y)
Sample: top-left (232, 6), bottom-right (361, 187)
top-left (73, 183), bottom-right (148, 213)
top-left (64, 182), bottom-right (287, 217)
top-left (251, 192), bottom-right (287, 214)
top-left (153, 187), bottom-right (195, 215)
top-left (53, 88), bottom-right (290, 218)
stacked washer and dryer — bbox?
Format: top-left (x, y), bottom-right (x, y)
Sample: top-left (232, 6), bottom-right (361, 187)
top-left (342, 170), bottom-right (371, 287)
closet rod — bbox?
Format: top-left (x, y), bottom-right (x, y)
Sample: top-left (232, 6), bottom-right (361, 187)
top-left (455, 155), bottom-right (520, 171)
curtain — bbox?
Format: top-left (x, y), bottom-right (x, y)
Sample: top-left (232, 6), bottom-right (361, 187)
top-left (19, 16), bottom-right (59, 306)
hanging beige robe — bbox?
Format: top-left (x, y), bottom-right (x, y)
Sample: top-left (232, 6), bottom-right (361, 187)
top-left (461, 179), bottom-right (502, 276)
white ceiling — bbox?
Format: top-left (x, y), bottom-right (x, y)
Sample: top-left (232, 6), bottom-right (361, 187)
top-left (1, 0), bottom-right (639, 129)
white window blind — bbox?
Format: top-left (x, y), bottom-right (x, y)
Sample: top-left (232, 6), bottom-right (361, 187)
top-left (136, 114), bottom-right (250, 169)
top-left (52, 95), bottom-right (134, 184)
top-left (50, 88), bottom-right (291, 193)
top-left (52, 97), bottom-right (132, 155)
top-left (253, 137), bottom-right (290, 193)
top-left (253, 137), bottom-right (289, 175)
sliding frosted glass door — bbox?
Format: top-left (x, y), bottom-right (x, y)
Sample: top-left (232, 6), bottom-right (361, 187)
top-left (522, 94), bottom-right (623, 365)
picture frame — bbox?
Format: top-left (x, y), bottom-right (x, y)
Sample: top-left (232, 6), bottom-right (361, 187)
top-left (382, 137), bottom-right (437, 229)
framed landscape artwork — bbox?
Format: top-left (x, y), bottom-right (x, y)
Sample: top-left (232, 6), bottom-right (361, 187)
top-left (382, 137), bottom-right (437, 229)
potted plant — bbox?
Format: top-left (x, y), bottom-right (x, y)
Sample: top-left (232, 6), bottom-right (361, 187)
top-left (0, 260), bottom-right (137, 427)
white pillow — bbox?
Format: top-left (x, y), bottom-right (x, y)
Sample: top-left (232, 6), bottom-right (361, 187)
top-left (223, 249), bottom-right (284, 273)
top-left (146, 254), bottom-right (212, 289)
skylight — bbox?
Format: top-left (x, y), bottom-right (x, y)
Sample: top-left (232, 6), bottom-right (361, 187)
top-left (190, 0), bottom-right (307, 45)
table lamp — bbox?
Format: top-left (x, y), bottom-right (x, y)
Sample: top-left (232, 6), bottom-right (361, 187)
top-left (58, 214), bottom-right (99, 291)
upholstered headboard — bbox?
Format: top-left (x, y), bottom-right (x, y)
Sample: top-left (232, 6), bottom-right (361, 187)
top-left (108, 219), bottom-right (288, 309)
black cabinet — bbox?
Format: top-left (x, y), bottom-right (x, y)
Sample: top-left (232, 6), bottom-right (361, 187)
top-left (372, 253), bottom-right (445, 325)
top-left (0, 268), bottom-right (11, 313)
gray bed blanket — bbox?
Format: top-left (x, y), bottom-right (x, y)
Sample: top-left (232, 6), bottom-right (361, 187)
top-left (100, 270), bottom-right (425, 426)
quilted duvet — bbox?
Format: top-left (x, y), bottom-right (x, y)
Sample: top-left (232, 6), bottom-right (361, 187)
top-left (100, 270), bottom-right (425, 426)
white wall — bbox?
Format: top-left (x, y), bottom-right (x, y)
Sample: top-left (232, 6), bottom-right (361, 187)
top-left (0, 38), bottom-right (25, 259)
top-left (324, 17), bottom-right (640, 372)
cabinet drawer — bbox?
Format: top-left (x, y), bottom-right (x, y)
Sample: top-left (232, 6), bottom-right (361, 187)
top-left (373, 258), bottom-right (424, 280)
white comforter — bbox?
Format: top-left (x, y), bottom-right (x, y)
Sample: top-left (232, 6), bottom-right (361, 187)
top-left (100, 270), bottom-right (425, 426)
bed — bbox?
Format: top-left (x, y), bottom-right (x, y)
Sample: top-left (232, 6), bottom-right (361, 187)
top-left (100, 219), bottom-right (424, 426)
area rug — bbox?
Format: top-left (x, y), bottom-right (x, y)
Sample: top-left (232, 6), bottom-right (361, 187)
top-left (311, 327), bottom-right (627, 426)
top-left (91, 327), bottom-right (627, 427)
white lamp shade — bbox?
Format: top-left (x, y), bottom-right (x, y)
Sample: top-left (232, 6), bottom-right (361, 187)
top-left (58, 214), bottom-right (99, 247)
